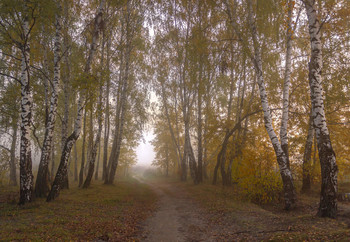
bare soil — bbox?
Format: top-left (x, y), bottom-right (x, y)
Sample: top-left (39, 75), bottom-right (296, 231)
top-left (137, 179), bottom-right (209, 241)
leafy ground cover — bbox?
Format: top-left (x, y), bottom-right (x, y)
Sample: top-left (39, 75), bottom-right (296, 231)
top-left (179, 180), bottom-right (350, 241)
top-left (0, 178), bottom-right (157, 241)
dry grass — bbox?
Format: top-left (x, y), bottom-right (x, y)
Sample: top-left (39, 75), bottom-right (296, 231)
top-left (0, 178), bottom-right (157, 241)
top-left (176, 179), bottom-right (350, 241)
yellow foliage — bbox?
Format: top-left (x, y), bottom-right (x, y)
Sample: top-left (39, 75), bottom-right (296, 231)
top-left (233, 145), bottom-right (283, 204)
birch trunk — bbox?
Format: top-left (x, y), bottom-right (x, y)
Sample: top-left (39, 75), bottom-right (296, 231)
top-left (105, 18), bottom-right (125, 183)
top-left (102, 34), bottom-right (111, 181)
top-left (106, 57), bottom-right (128, 184)
top-left (19, 6), bottom-right (33, 204)
top-left (203, 83), bottom-right (211, 180)
top-left (181, 86), bottom-right (190, 182)
top-left (9, 121), bottom-right (18, 186)
top-left (35, 5), bottom-right (62, 197)
top-left (160, 81), bottom-right (182, 173)
top-left (102, 80), bottom-right (110, 180)
top-left (47, 97), bottom-right (84, 201)
top-left (105, 4), bottom-right (132, 184)
top-left (213, 65), bottom-right (235, 185)
top-left (47, 0), bottom-right (105, 201)
top-left (304, 0), bottom-right (338, 218)
top-left (226, 59), bottom-right (247, 186)
top-left (279, 0), bottom-right (293, 169)
top-left (83, 31), bottom-right (106, 188)
top-left (83, 103), bottom-right (103, 188)
top-left (61, 0), bottom-right (70, 152)
top-left (85, 109), bottom-right (94, 175)
top-left (79, 108), bottom-right (87, 187)
top-left (74, 143), bottom-right (78, 181)
top-left (301, 111), bottom-right (314, 193)
top-left (184, 120), bottom-right (198, 184)
top-left (165, 143), bottom-right (169, 177)
top-left (247, 0), bottom-right (296, 209)
top-left (197, 70), bottom-right (203, 183)
top-left (61, 0), bottom-right (71, 189)
top-left (51, 144), bottom-right (55, 182)
top-left (95, 140), bottom-right (101, 180)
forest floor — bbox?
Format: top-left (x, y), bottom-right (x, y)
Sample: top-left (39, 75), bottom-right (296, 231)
top-left (136, 176), bottom-right (209, 241)
top-left (0, 178), bottom-right (157, 241)
top-left (2, 177), bottom-right (350, 241)
top-left (137, 177), bottom-right (350, 241)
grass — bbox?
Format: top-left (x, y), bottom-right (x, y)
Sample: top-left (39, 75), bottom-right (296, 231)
top-left (0, 178), bottom-right (157, 241)
top-left (174, 179), bottom-right (350, 241)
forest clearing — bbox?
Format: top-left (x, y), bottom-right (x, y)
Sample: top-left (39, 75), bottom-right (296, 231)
top-left (0, 0), bottom-right (349, 241)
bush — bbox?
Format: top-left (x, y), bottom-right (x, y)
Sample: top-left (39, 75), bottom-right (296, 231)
top-left (233, 145), bottom-right (283, 204)
top-left (238, 171), bottom-right (283, 204)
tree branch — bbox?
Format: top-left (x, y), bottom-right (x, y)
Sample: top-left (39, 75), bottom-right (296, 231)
top-left (31, 121), bottom-right (42, 150)
top-left (0, 72), bottom-right (21, 84)
top-left (0, 144), bottom-right (11, 153)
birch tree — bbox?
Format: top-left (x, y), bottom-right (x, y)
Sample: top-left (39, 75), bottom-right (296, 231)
top-left (102, 33), bottom-right (111, 181)
top-left (224, 0), bottom-right (296, 209)
top-left (301, 111), bottom-right (314, 193)
top-left (105, 0), bottom-right (147, 184)
top-left (18, 1), bottom-right (35, 205)
top-left (304, 0), bottom-right (338, 218)
top-left (35, 1), bottom-right (62, 197)
top-left (47, 0), bottom-right (105, 201)
top-left (83, 32), bottom-right (106, 188)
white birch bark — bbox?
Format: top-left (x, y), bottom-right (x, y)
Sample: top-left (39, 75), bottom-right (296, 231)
top-left (105, 28), bottom-right (124, 183)
top-left (78, 108), bottom-right (87, 187)
top-left (83, 81), bottom-right (103, 188)
top-left (47, 96), bottom-right (84, 201)
top-left (35, 2), bottom-right (62, 197)
top-left (83, 30), bottom-right (106, 188)
top-left (106, 2), bottom-right (134, 184)
top-left (61, 0), bottom-right (70, 150)
top-left (301, 110), bottom-right (314, 193)
top-left (106, 46), bottom-right (129, 184)
top-left (102, 34), bottom-right (111, 181)
top-left (279, 0), bottom-right (293, 167)
top-left (47, 0), bottom-right (105, 201)
top-left (230, 0), bottom-right (297, 209)
top-left (19, 3), bottom-right (33, 204)
top-left (60, 0), bottom-right (71, 188)
top-left (304, 0), bottom-right (338, 218)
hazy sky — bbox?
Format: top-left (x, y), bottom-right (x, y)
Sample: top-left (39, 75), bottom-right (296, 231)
top-left (136, 131), bottom-right (156, 167)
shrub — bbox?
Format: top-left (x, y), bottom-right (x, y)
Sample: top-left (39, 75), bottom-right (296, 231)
top-left (234, 145), bottom-right (283, 204)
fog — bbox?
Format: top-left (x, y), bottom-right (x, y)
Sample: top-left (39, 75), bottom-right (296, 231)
top-left (136, 131), bottom-right (155, 167)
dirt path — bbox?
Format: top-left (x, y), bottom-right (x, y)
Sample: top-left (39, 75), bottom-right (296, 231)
top-left (136, 179), bottom-right (209, 242)
top-left (135, 178), bottom-right (350, 241)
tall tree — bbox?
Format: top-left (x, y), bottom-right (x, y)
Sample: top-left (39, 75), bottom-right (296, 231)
top-left (83, 31), bottom-right (106, 188)
top-left (224, 0), bottom-right (296, 209)
top-left (47, 0), bottom-right (105, 201)
top-left (304, 0), bottom-right (338, 218)
top-left (18, 1), bottom-right (35, 205)
top-left (79, 108), bottom-right (87, 187)
top-left (301, 111), bottom-right (314, 193)
top-left (35, 1), bottom-right (62, 197)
